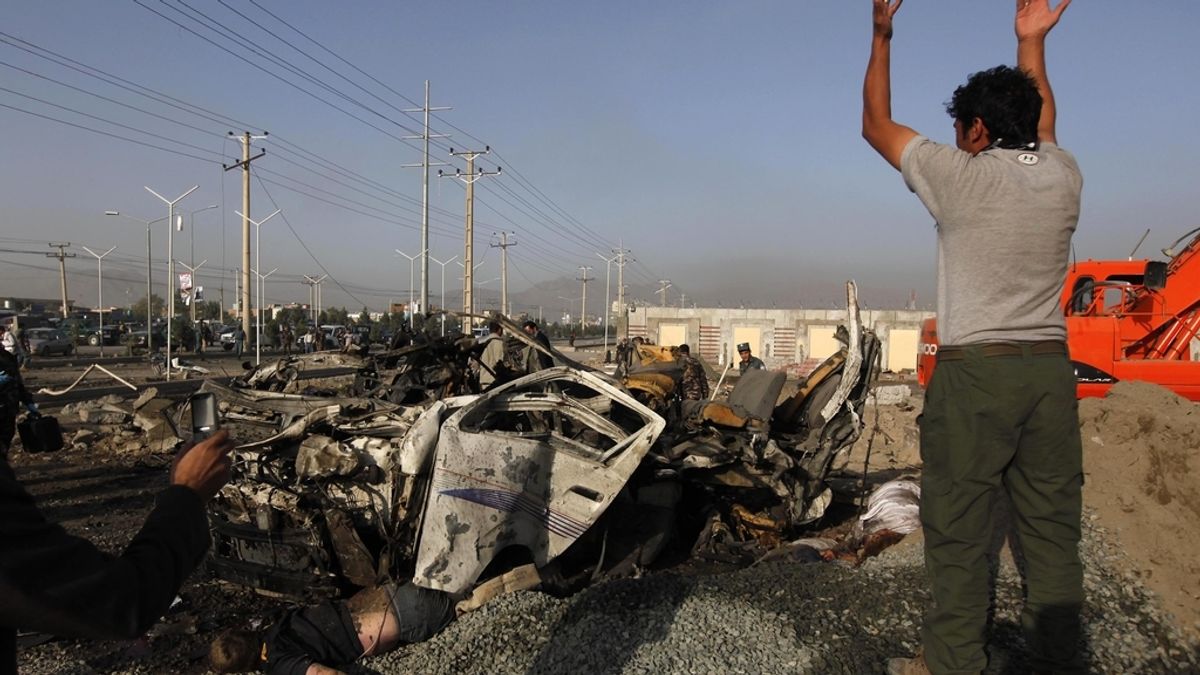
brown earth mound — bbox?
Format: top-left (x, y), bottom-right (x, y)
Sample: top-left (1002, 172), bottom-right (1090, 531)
top-left (1079, 380), bottom-right (1200, 636)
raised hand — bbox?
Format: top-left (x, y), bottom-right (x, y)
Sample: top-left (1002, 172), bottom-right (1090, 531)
top-left (170, 429), bottom-right (235, 502)
top-left (873, 0), bottom-right (904, 40)
top-left (1016, 0), bottom-right (1071, 41)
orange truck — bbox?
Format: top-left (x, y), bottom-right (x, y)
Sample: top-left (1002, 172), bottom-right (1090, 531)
top-left (917, 228), bottom-right (1200, 402)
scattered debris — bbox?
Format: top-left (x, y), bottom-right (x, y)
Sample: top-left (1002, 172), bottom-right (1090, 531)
top-left (206, 282), bottom-right (882, 604)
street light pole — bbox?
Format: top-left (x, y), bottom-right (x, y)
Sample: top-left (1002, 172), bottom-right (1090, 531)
top-left (81, 245), bottom-right (116, 357)
top-left (105, 211), bottom-right (167, 352)
top-left (187, 204), bottom-right (218, 308)
top-left (176, 259), bottom-right (207, 325)
top-left (252, 267), bottom-right (277, 364)
top-left (395, 248), bottom-right (427, 330)
top-left (235, 209), bottom-right (280, 364)
top-left (429, 255), bottom-right (458, 336)
top-left (146, 183), bottom-right (200, 379)
top-left (597, 251), bottom-right (619, 359)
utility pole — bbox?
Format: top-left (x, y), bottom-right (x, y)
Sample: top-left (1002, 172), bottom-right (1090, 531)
top-left (658, 279), bottom-right (673, 307)
top-left (455, 258), bottom-right (486, 316)
top-left (680, 293), bottom-right (687, 309)
top-left (403, 81), bottom-right (450, 320)
top-left (577, 266), bottom-right (592, 331)
top-left (224, 130), bottom-right (267, 351)
top-left (81, 245), bottom-right (115, 356)
top-left (491, 232), bottom-right (516, 316)
top-left (440, 147), bottom-right (500, 323)
top-left (46, 243), bottom-right (76, 318)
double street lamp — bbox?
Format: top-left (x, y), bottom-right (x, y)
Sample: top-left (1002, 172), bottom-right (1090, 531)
top-left (429, 254), bottom-right (458, 336)
top-left (395, 247), bottom-right (427, 330)
top-left (145, 185), bottom-right (199, 381)
top-left (81, 245), bottom-right (116, 357)
top-left (235, 208), bottom-right (280, 365)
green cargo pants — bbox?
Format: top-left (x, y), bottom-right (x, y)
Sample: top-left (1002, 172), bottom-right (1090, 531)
top-left (919, 345), bottom-right (1084, 674)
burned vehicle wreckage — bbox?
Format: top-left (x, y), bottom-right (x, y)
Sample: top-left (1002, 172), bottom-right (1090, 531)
top-left (204, 282), bottom-right (882, 602)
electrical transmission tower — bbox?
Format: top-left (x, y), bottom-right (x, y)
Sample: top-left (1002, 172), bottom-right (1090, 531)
top-left (657, 279), bottom-right (672, 307)
top-left (577, 266), bottom-right (593, 330)
top-left (491, 232), bottom-right (517, 316)
top-left (440, 147), bottom-right (500, 320)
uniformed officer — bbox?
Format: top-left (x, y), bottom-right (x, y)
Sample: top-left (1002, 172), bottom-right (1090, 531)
top-left (737, 342), bottom-right (765, 374)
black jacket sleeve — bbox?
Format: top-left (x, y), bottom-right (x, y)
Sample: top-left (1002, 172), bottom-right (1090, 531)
top-left (0, 457), bottom-right (211, 641)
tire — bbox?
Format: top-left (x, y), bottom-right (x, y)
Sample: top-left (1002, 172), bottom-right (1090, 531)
top-left (223, 343), bottom-right (233, 351)
top-left (40, 347), bottom-right (49, 357)
top-left (88, 334), bottom-right (100, 346)
top-left (64, 345), bottom-right (74, 356)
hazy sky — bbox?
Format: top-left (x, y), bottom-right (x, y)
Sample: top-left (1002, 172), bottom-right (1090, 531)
top-left (3, 1), bottom-right (1198, 314)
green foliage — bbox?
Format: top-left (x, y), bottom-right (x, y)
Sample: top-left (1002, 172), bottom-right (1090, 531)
top-left (170, 316), bottom-right (195, 350)
top-left (196, 300), bottom-right (223, 321)
top-left (129, 293), bottom-right (166, 320)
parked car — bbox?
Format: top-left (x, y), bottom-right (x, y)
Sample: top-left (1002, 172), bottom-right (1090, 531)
top-left (25, 328), bottom-right (74, 356)
top-left (85, 324), bottom-right (122, 347)
top-left (121, 327), bottom-right (172, 351)
top-left (219, 327), bottom-right (241, 351)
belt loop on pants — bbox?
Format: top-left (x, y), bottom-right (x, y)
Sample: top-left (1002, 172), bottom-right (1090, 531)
top-left (936, 341), bottom-right (1067, 362)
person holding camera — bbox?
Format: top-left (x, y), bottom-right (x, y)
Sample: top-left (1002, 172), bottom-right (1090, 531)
top-left (1, 414), bottom-right (236, 670)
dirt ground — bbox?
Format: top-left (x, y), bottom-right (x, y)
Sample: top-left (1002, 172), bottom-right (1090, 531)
top-left (842, 379), bottom-right (1200, 639)
top-left (1076, 381), bottom-right (1200, 637)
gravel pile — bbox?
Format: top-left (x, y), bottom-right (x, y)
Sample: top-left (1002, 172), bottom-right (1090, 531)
top-left (361, 513), bottom-right (1199, 675)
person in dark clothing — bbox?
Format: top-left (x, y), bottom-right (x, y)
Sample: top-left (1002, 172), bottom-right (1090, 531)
top-left (0, 348), bottom-right (35, 454)
top-left (209, 582), bottom-right (455, 675)
top-left (0, 428), bottom-right (235, 672)
top-left (521, 320), bottom-right (554, 373)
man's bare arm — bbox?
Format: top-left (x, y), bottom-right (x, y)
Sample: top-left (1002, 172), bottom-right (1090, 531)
top-left (863, 0), bottom-right (918, 170)
top-left (1016, 0), bottom-right (1072, 145)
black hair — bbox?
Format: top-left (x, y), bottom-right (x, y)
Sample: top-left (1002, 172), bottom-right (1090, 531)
top-left (488, 321), bottom-right (502, 334)
top-left (209, 629), bottom-right (263, 673)
top-left (522, 320), bottom-right (538, 330)
top-left (945, 65), bottom-right (1042, 150)
top-left (677, 344), bottom-right (690, 354)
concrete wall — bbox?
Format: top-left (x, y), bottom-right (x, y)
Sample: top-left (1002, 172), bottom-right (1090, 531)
top-left (634, 305), bottom-right (935, 375)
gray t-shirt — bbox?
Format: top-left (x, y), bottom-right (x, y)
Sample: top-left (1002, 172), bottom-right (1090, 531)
top-left (901, 136), bottom-right (1082, 346)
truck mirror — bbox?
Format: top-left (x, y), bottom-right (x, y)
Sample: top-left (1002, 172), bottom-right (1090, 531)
top-left (1145, 261), bottom-right (1168, 290)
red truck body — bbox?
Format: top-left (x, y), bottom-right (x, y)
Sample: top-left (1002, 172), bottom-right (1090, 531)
top-left (918, 231), bottom-right (1200, 402)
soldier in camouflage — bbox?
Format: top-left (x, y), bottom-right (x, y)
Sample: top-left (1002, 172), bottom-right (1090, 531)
top-left (676, 344), bottom-right (709, 401)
